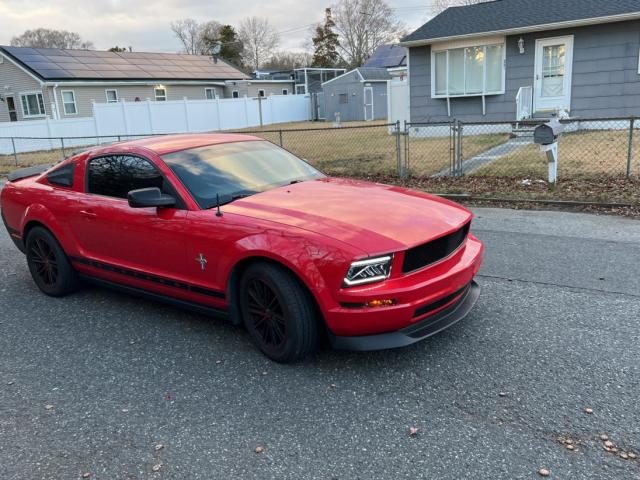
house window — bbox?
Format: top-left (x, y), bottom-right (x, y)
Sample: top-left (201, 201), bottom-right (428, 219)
top-left (282, 88), bottom-right (288, 95)
top-left (432, 43), bottom-right (505, 97)
top-left (154, 87), bottom-right (167, 101)
top-left (232, 90), bottom-right (239, 98)
top-left (61, 90), bottom-right (77, 115)
top-left (105, 89), bottom-right (118, 103)
top-left (205, 87), bottom-right (216, 99)
top-left (258, 89), bottom-right (266, 97)
top-left (20, 92), bottom-right (46, 117)
top-left (339, 93), bottom-right (348, 104)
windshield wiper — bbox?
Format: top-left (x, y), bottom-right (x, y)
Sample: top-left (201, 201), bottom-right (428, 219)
top-left (231, 193), bottom-right (254, 200)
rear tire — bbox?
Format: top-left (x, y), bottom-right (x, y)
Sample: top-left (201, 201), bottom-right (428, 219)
top-left (25, 226), bottom-right (78, 297)
top-left (239, 262), bottom-right (318, 363)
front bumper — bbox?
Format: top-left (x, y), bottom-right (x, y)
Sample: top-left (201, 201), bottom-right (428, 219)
top-left (329, 280), bottom-right (480, 351)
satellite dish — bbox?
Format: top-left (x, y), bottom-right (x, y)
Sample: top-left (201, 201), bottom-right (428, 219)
top-left (210, 43), bottom-right (222, 56)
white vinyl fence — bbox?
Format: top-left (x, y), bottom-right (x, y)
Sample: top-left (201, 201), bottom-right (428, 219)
top-left (0, 94), bottom-right (312, 155)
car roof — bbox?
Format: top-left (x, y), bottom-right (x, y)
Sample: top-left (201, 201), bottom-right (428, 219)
top-left (113, 133), bottom-right (264, 156)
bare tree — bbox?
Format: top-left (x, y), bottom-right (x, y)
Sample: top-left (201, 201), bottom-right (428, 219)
top-left (171, 19), bottom-right (222, 55)
top-left (238, 17), bottom-right (280, 71)
top-left (10, 28), bottom-right (94, 49)
top-left (332, 0), bottom-right (404, 68)
top-left (431, 0), bottom-right (491, 15)
top-left (263, 51), bottom-right (313, 70)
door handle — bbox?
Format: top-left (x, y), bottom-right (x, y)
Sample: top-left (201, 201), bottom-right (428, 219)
top-left (80, 209), bottom-right (97, 219)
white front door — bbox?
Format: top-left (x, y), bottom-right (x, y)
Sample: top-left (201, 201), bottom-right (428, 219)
top-left (534, 35), bottom-right (574, 113)
top-left (364, 86), bottom-right (374, 121)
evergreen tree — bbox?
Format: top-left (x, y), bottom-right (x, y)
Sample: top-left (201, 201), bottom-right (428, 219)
top-left (218, 25), bottom-right (244, 66)
top-left (311, 9), bottom-right (340, 68)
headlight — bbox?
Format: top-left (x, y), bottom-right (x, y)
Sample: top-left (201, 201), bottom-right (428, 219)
top-left (343, 255), bottom-right (393, 287)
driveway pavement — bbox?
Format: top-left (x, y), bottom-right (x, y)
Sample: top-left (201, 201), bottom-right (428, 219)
top-left (1, 207), bottom-right (639, 480)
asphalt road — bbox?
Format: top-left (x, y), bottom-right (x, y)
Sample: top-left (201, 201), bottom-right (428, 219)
top-left (1, 207), bottom-right (639, 480)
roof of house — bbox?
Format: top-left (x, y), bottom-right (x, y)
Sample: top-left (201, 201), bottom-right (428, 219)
top-left (357, 67), bottom-right (392, 81)
top-left (0, 45), bottom-right (249, 82)
top-left (322, 67), bottom-right (391, 87)
top-left (402, 0), bottom-right (640, 45)
top-left (363, 44), bottom-right (407, 69)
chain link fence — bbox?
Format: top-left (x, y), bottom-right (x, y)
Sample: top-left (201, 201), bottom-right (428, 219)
top-left (1, 118), bottom-right (639, 204)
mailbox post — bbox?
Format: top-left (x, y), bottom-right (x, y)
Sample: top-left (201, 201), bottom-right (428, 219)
top-left (534, 118), bottom-right (564, 184)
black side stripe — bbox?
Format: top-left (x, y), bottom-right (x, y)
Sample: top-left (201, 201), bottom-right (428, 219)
top-left (70, 256), bottom-right (225, 299)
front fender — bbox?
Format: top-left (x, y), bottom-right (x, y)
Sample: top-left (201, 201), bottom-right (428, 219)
top-left (222, 230), bottom-right (359, 314)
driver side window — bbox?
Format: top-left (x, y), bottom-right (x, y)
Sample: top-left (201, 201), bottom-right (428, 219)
top-left (87, 155), bottom-right (165, 199)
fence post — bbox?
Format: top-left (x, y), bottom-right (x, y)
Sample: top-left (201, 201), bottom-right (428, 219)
top-left (215, 97), bottom-right (222, 130)
top-left (456, 121), bottom-right (464, 177)
top-left (147, 100), bottom-right (155, 134)
top-left (11, 137), bottom-right (18, 167)
top-left (278, 130), bottom-right (283, 147)
top-left (92, 100), bottom-right (101, 144)
top-left (183, 97), bottom-right (191, 133)
top-left (60, 137), bottom-right (65, 160)
top-left (120, 99), bottom-right (130, 136)
top-left (395, 120), bottom-right (404, 179)
top-left (627, 117), bottom-right (635, 178)
top-left (403, 121), bottom-right (410, 177)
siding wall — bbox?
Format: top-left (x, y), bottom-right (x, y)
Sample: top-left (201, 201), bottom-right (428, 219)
top-left (409, 19), bottom-right (640, 122)
top-left (51, 84), bottom-right (226, 118)
top-left (223, 81), bottom-right (294, 98)
top-left (323, 71), bottom-right (388, 121)
top-left (0, 55), bottom-right (53, 122)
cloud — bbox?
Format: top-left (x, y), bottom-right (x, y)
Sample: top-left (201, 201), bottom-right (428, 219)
top-left (0, 0), bottom-right (427, 53)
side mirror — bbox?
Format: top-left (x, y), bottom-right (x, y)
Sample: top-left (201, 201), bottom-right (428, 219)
top-left (127, 187), bottom-right (176, 208)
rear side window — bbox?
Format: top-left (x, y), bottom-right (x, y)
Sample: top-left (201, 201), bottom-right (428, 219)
top-left (47, 162), bottom-right (74, 187)
top-left (87, 155), bottom-right (164, 199)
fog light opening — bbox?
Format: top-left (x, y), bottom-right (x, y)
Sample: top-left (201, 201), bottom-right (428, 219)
top-left (365, 299), bottom-right (397, 308)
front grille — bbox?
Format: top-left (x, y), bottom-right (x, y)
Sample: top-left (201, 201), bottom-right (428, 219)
top-left (402, 222), bottom-right (470, 273)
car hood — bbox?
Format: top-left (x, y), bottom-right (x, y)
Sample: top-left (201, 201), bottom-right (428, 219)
top-left (227, 178), bottom-right (472, 255)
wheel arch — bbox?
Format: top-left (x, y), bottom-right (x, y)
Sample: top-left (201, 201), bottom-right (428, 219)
top-left (226, 255), bottom-right (325, 330)
top-left (20, 204), bottom-right (74, 254)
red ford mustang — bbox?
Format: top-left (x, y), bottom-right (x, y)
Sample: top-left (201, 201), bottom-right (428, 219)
top-left (1, 134), bottom-right (483, 362)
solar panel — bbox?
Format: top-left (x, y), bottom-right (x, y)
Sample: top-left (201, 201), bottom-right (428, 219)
top-left (1, 45), bottom-right (248, 81)
top-left (364, 44), bottom-right (407, 69)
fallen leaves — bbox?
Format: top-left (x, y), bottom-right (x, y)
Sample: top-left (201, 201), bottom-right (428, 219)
top-left (557, 436), bottom-right (579, 452)
top-left (599, 435), bottom-right (637, 461)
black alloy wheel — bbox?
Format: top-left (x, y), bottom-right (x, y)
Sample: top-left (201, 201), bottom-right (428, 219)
top-left (246, 278), bottom-right (287, 350)
top-left (239, 262), bottom-right (319, 363)
top-left (26, 226), bottom-right (78, 296)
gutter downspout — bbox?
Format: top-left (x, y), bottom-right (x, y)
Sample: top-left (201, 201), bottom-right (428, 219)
top-left (52, 83), bottom-right (60, 120)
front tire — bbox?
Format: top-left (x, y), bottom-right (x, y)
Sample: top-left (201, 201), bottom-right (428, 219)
top-left (239, 262), bottom-right (319, 363)
top-left (26, 226), bottom-right (78, 297)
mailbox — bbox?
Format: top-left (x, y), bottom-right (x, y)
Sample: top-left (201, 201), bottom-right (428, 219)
top-left (534, 118), bottom-right (564, 145)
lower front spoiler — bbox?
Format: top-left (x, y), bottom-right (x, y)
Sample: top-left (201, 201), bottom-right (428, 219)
top-left (329, 281), bottom-right (481, 352)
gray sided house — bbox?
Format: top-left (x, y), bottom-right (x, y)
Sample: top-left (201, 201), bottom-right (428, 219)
top-left (322, 68), bottom-right (391, 122)
top-left (401, 0), bottom-right (640, 122)
top-left (0, 46), bottom-right (250, 122)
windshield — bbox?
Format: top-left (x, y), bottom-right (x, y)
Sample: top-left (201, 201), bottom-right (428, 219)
top-left (161, 140), bottom-right (324, 209)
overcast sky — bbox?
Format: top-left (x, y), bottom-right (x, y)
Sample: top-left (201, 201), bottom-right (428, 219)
top-left (0, 0), bottom-right (434, 53)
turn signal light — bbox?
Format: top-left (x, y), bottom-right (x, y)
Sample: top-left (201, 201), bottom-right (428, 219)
top-left (365, 299), bottom-right (397, 308)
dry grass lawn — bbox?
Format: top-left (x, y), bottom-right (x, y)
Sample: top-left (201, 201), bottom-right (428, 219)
top-left (3, 123), bottom-right (637, 182)
top-left (473, 129), bottom-right (638, 178)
